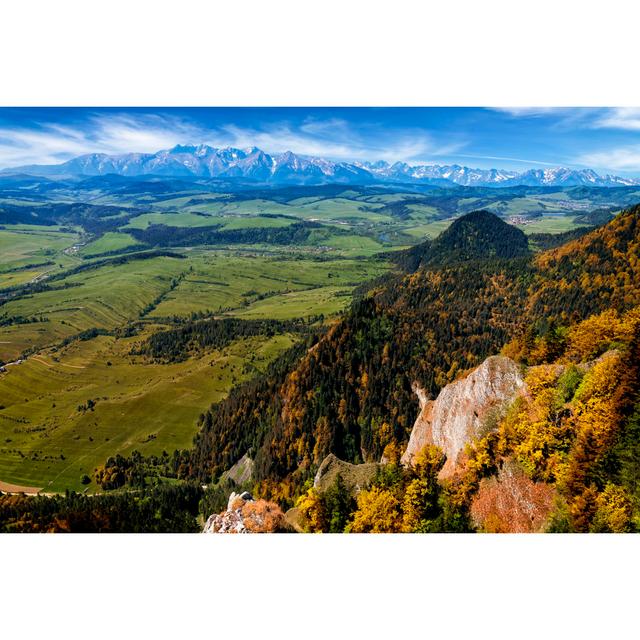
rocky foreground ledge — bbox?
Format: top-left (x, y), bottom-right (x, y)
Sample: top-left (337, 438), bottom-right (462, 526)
top-left (203, 491), bottom-right (291, 533)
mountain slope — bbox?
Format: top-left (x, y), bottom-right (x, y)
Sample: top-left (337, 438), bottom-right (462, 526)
top-left (188, 211), bottom-right (535, 496)
top-left (187, 206), bottom-right (640, 506)
top-left (529, 203), bottom-right (640, 324)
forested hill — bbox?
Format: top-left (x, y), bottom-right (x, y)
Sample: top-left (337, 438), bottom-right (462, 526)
top-left (392, 209), bottom-right (530, 272)
top-left (529, 203), bottom-right (640, 325)
top-left (188, 206), bottom-right (640, 504)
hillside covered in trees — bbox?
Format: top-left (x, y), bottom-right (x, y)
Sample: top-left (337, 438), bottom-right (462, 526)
top-left (186, 206), bottom-right (640, 525)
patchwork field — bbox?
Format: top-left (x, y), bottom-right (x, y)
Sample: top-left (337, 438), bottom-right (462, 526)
top-left (520, 215), bottom-right (591, 234)
top-left (0, 255), bottom-right (188, 359)
top-left (149, 253), bottom-right (387, 319)
top-left (0, 225), bottom-right (81, 288)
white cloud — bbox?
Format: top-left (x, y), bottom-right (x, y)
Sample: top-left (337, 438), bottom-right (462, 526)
top-left (576, 145), bottom-right (640, 171)
top-left (0, 113), bottom-right (209, 168)
top-left (0, 113), bottom-right (465, 169)
top-left (592, 107), bottom-right (640, 131)
top-left (495, 106), bottom-right (640, 133)
top-left (455, 153), bottom-right (559, 167)
top-left (87, 114), bottom-right (207, 154)
top-left (491, 107), bottom-right (568, 117)
top-left (216, 120), bottom-right (463, 163)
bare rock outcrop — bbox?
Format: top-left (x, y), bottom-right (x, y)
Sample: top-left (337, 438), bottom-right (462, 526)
top-left (203, 491), bottom-right (290, 533)
top-left (220, 453), bottom-right (254, 486)
top-left (313, 453), bottom-right (381, 494)
top-left (401, 355), bottom-right (525, 477)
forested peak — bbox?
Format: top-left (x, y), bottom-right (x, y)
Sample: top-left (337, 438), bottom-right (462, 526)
top-left (436, 209), bottom-right (526, 252)
top-left (420, 209), bottom-right (529, 268)
top-left (389, 209), bottom-right (529, 272)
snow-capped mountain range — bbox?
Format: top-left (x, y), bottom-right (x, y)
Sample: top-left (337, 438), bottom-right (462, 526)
top-left (4, 144), bottom-right (638, 187)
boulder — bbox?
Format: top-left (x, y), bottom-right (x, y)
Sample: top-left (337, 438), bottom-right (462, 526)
top-left (220, 454), bottom-right (254, 486)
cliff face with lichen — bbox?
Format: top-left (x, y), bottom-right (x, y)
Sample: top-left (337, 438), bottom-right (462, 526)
top-left (401, 356), bottom-right (525, 477)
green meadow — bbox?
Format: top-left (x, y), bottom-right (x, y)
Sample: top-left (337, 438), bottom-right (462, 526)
top-left (80, 232), bottom-right (142, 256)
top-left (0, 225), bottom-right (81, 288)
top-left (0, 331), bottom-right (295, 493)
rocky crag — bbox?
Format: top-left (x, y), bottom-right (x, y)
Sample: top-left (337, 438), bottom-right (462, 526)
top-left (401, 356), bottom-right (525, 477)
top-left (203, 491), bottom-right (290, 533)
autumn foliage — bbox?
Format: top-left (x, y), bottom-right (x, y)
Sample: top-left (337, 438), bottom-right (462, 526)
top-left (187, 207), bottom-right (640, 532)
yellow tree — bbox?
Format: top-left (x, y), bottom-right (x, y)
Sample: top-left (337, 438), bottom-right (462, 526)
top-left (347, 487), bottom-right (402, 533)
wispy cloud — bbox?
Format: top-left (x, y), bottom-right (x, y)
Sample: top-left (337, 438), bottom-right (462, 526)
top-left (491, 107), bottom-right (569, 118)
top-left (591, 107), bottom-right (640, 131)
top-left (216, 118), bottom-right (464, 163)
top-left (0, 113), bottom-right (207, 167)
top-left (0, 112), bottom-right (464, 169)
top-left (493, 107), bottom-right (609, 133)
top-left (496, 106), bottom-right (640, 134)
top-left (455, 153), bottom-right (559, 167)
top-left (576, 145), bottom-right (640, 172)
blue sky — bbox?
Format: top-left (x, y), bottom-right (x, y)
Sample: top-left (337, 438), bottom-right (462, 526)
top-left (0, 107), bottom-right (639, 176)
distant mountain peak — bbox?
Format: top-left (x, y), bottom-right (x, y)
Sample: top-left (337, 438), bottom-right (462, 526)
top-left (2, 145), bottom-right (638, 187)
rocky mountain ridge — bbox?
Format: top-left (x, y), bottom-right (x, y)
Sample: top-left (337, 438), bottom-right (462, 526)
top-left (4, 144), bottom-right (637, 187)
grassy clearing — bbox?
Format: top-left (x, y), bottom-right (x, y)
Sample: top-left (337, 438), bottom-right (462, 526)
top-left (125, 210), bottom-right (299, 231)
top-left (80, 232), bottom-right (142, 256)
top-left (125, 211), bottom-right (218, 229)
top-left (520, 216), bottom-right (590, 235)
top-left (0, 225), bottom-right (81, 288)
top-left (188, 199), bottom-right (294, 217)
top-left (150, 254), bottom-right (388, 319)
top-left (306, 231), bottom-right (386, 256)
top-left (231, 286), bottom-right (355, 319)
top-left (0, 331), bottom-right (296, 493)
top-left (296, 198), bottom-right (389, 222)
top-left (405, 204), bottom-right (442, 220)
top-left (217, 215), bottom-right (296, 230)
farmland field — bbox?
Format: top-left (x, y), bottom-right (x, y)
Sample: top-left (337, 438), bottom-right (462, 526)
top-left (0, 225), bottom-right (81, 288)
